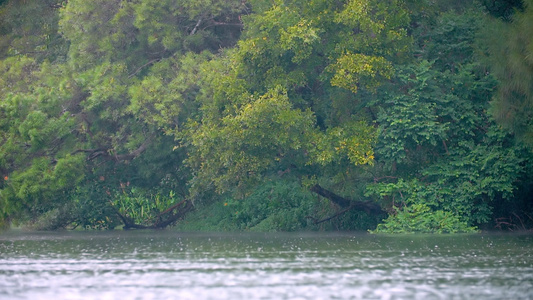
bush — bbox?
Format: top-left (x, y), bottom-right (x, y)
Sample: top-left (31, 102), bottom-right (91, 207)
top-left (371, 203), bottom-right (478, 234)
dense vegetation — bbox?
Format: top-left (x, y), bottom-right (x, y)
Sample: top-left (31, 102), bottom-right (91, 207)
top-left (0, 0), bottom-right (532, 232)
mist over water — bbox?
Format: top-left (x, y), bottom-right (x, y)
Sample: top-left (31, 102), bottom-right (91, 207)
top-left (0, 230), bottom-right (532, 300)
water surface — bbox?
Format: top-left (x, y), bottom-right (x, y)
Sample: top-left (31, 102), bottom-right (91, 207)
top-left (0, 230), bottom-right (532, 299)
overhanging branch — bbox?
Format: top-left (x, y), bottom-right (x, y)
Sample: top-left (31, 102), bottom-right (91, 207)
top-left (310, 184), bottom-right (351, 207)
top-left (310, 184), bottom-right (383, 215)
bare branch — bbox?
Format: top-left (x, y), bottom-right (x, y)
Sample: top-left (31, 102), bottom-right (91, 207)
top-left (190, 17), bottom-right (203, 35)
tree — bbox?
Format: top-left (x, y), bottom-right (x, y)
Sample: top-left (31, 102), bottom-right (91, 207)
top-left (367, 7), bottom-right (533, 232)
top-left (0, 0), bottom-right (68, 62)
top-left (1, 0), bottom-right (532, 231)
top-left (484, 0), bottom-right (533, 149)
top-left (0, 0), bottom-right (247, 229)
top-left (181, 0), bottom-right (413, 223)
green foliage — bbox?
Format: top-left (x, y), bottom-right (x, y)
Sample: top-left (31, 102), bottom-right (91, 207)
top-left (0, 0), bottom-right (243, 228)
top-left (128, 51), bottom-right (212, 135)
top-left (180, 178), bottom-right (382, 232)
top-left (0, 0), bottom-right (68, 61)
top-left (187, 87), bottom-right (317, 194)
top-left (112, 188), bottom-right (179, 226)
top-left (480, 0), bottom-right (523, 21)
top-left (2, 154), bottom-right (85, 218)
top-left (179, 180), bottom-right (319, 231)
top-left (66, 182), bottom-right (120, 230)
top-left (184, 0), bottom-right (405, 206)
top-left (1, 0), bottom-right (532, 233)
top-left (483, 0), bottom-right (533, 149)
top-left (25, 202), bottom-right (78, 231)
top-left (366, 133), bottom-right (526, 227)
top-left (371, 203), bottom-right (477, 234)
top-left (309, 121), bottom-right (376, 166)
top-left (374, 57), bottom-right (495, 168)
top-left (229, 180), bottom-right (316, 231)
top-left (366, 6), bottom-right (533, 232)
top-left (328, 53), bottom-right (394, 93)
top-left (60, 0), bottom-right (246, 70)
top-left (417, 9), bottom-right (482, 72)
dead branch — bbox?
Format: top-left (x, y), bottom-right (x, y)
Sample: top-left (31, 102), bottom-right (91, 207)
top-left (190, 17), bottom-right (203, 35)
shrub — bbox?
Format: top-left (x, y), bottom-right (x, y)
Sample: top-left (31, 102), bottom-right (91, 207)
top-left (371, 203), bottom-right (478, 234)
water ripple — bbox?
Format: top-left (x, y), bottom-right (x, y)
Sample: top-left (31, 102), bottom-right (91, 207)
top-left (0, 231), bottom-right (532, 299)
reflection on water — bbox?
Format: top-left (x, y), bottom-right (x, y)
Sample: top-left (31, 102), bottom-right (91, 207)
top-left (0, 230), bottom-right (532, 299)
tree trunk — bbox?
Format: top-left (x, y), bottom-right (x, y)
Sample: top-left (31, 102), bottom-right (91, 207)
top-left (310, 184), bottom-right (383, 215)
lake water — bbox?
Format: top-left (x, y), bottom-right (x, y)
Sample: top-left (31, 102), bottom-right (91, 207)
top-left (0, 230), bottom-right (532, 300)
